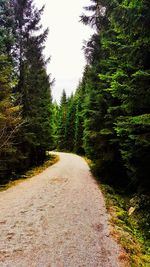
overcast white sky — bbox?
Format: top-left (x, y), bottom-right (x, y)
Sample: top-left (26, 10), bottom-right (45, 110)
top-left (34, 0), bottom-right (93, 102)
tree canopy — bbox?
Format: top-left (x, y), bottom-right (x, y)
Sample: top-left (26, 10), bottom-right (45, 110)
top-left (56, 0), bottom-right (150, 193)
top-left (0, 0), bottom-right (54, 181)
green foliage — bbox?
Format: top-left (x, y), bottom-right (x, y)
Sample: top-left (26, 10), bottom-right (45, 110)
top-left (51, 102), bottom-right (59, 148)
top-left (0, 54), bottom-right (22, 180)
top-left (55, 1), bottom-right (150, 258)
top-left (74, 84), bottom-right (85, 154)
top-left (0, 0), bottom-right (22, 180)
top-left (55, 0), bottom-right (150, 196)
top-left (65, 95), bottom-right (76, 151)
top-left (101, 184), bottom-right (150, 266)
top-left (0, 154), bottom-right (59, 191)
top-left (13, 0), bottom-right (54, 170)
top-left (78, 0), bottom-right (150, 192)
top-left (74, 0), bottom-right (150, 261)
top-left (0, 0), bottom-right (54, 181)
top-left (56, 91), bottom-right (78, 153)
top-left (56, 90), bottom-right (68, 150)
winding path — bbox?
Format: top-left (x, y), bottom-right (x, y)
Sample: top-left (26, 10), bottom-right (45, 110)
top-left (0, 152), bottom-right (121, 267)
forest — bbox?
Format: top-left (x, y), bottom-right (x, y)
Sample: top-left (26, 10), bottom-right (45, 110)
top-left (0, 0), bottom-right (150, 262)
top-left (55, 1), bottom-right (150, 261)
top-left (1, 0), bottom-right (149, 190)
top-left (56, 0), bottom-right (150, 195)
top-left (0, 0), bottom-right (54, 183)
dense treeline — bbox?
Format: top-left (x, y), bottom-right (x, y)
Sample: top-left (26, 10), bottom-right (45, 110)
top-left (0, 0), bottom-right (54, 182)
top-left (56, 0), bottom-right (150, 194)
top-left (1, 0), bottom-right (150, 194)
top-left (1, 0), bottom-right (149, 262)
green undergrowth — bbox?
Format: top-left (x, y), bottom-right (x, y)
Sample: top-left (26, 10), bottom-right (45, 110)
top-left (100, 184), bottom-right (150, 267)
top-left (0, 153), bottom-right (59, 191)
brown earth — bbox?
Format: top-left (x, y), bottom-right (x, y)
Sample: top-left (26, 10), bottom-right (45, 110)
top-left (0, 152), bottom-right (122, 267)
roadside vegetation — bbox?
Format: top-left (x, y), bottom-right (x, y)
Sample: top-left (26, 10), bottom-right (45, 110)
top-left (85, 158), bottom-right (150, 266)
top-left (0, 154), bottom-right (59, 191)
top-left (101, 184), bottom-right (150, 267)
top-left (54, 2), bottom-right (150, 265)
top-left (0, 0), bottom-right (55, 184)
top-left (0, 1), bottom-right (149, 265)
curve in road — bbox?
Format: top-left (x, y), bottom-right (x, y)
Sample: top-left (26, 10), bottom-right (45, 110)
top-left (0, 152), bottom-right (122, 267)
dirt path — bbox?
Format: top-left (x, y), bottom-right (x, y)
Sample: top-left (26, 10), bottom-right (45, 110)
top-left (0, 152), bottom-right (121, 267)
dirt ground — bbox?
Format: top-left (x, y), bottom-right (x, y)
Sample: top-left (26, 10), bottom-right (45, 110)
top-left (0, 152), bottom-right (122, 267)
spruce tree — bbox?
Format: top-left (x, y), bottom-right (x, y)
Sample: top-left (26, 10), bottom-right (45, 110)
top-left (12, 0), bottom-right (54, 169)
top-left (0, 0), bottom-right (22, 180)
top-left (64, 94), bottom-right (76, 152)
top-left (79, 0), bottom-right (150, 191)
top-left (74, 83), bottom-right (85, 154)
top-left (80, 0), bottom-right (131, 186)
top-left (57, 90), bottom-right (67, 150)
top-left (107, 0), bottom-right (150, 191)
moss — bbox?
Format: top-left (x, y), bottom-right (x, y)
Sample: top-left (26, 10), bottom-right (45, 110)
top-left (0, 154), bottom-right (59, 191)
top-left (100, 183), bottom-right (150, 266)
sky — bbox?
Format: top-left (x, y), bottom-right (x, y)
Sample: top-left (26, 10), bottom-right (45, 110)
top-left (34, 0), bottom-right (93, 103)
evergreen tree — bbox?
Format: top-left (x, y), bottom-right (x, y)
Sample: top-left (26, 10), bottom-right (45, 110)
top-left (65, 94), bottom-right (76, 152)
top-left (51, 101), bottom-right (59, 149)
top-left (19, 35), bottom-right (53, 168)
top-left (0, 0), bottom-right (54, 180)
top-left (79, 0), bottom-right (150, 191)
top-left (0, 55), bottom-right (22, 180)
top-left (57, 90), bottom-right (67, 150)
top-left (107, 0), bottom-right (150, 191)
top-left (0, 0), bottom-right (22, 181)
top-left (74, 83), bottom-right (85, 154)
top-left (81, 2), bottom-right (124, 185)
top-left (12, 0), bottom-right (54, 169)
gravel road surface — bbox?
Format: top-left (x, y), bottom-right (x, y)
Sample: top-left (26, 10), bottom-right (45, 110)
top-left (0, 152), bottom-right (122, 267)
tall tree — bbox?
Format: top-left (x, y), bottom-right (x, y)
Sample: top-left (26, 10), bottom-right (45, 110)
top-left (57, 90), bottom-right (67, 150)
top-left (12, 0), bottom-right (54, 169)
top-left (74, 83), bottom-right (85, 154)
top-left (0, 0), bottom-right (22, 180)
top-left (107, 0), bottom-right (150, 191)
top-left (79, 0), bottom-right (150, 191)
top-left (0, 0), bottom-right (54, 180)
top-left (64, 94), bottom-right (76, 152)
top-left (19, 35), bottom-right (53, 168)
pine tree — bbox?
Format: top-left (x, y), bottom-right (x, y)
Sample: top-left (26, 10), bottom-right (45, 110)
top-left (79, 0), bottom-right (150, 191)
top-left (65, 94), bottom-right (76, 152)
top-left (57, 90), bottom-right (67, 150)
top-left (51, 101), bottom-right (59, 149)
top-left (107, 0), bottom-right (150, 191)
top-left (19, 35), bottom-right (53, 167)
top-left (12, 0), bottom-right (54, 169)
top-left (74, 83), bottom-right (85, 154)
top-left (0, 0), bottom-right (22, 181)
top-left (80, 0), bottom-right (130, 186)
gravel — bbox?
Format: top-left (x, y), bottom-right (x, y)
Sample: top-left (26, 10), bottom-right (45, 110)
top-left (0, 152), bottom-right (122, 267)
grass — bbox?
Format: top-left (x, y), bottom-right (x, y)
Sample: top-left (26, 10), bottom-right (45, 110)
top-left (84, 156), bottom-right (92, 166)
top-left (0, 153), bottom-right (59, 192)
top-left (85, 157), bottom-right (150, 266)
top-left (100, 184), bottom-right (150, 267)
